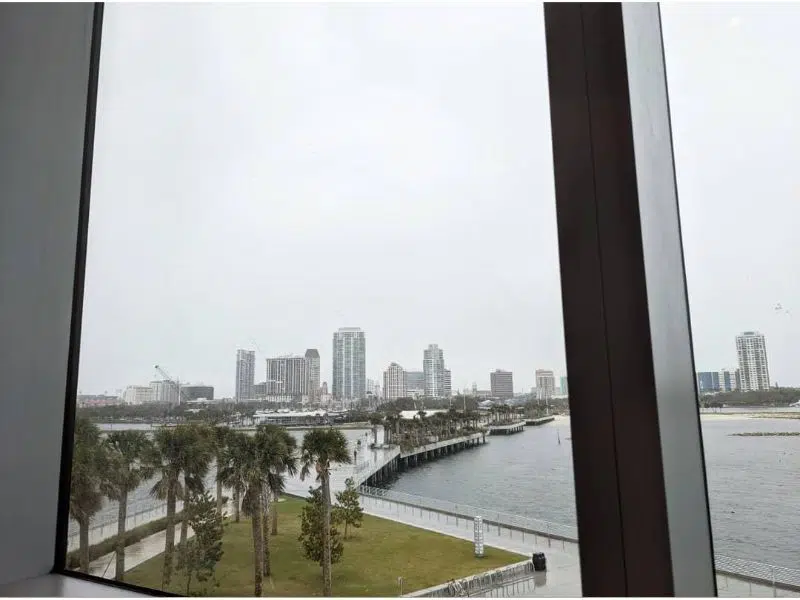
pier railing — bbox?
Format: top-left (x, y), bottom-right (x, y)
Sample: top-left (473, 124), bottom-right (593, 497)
top-left (359, 486), bottom-right (800, 594)
top-left (359, 485), bottom-right (578, 541)
top-left (404, 560), bottom-right (538, 598)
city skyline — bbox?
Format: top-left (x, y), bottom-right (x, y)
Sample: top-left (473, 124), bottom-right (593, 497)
top-left (74, 4), bottom-right (800, 398)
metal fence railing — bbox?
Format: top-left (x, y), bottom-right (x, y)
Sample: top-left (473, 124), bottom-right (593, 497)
top-left (406, 560), bottom-right (538, 598)
top-left (359, 485), bottom-right (800, 596)
top-left (359, 485), bottom-right (579, 541)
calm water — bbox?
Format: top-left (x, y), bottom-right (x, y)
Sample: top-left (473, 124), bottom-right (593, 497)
top-left (385, 415), bottom-right (800, 569)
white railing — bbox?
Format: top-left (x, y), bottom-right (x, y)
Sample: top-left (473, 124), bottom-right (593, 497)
top-left (359, 485), bottom-right (800, 594)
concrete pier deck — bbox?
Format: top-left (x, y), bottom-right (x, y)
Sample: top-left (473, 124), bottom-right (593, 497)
top-left (488, 421), bottom-right (525, 435)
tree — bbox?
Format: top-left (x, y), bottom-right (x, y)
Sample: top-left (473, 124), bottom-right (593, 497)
top-left (219, 432), bottom-right (265, 597)
top-left (176, 491), bottom-right (224, 596)
top-left (69, 418), bottom-right (108, 574)
top-left (300, 428), bottom-right (351, 597)
top-left (148, 424), bottom-right (210, 589)
top-left (334, 478), bottom-right (363, 539)
top-left (178, 424), bottom-right (214, 551)
top-left (253, 424), bottom-right (297, 577)
top-left (102, 431), bottom-right (154, 581)
top-left (208, 425), bottom-right (231, 517)
top-left (267, 427), bottom-right (298, 536)
top-left (298, 486), bottom-right (344, 566)
top-left (218, 432), bottom-right (249, 524)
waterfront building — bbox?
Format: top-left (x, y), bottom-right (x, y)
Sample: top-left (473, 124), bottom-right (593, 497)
top-left (150, 380), bottom-right (179, 405)
top-left (696, 371), bottom-right (720, 394)
top-left (235, 349), bottom-right (256, 402)
top-left (535, 369), bottom-right (555, 401)
top-left (736, 331), bottom-right (770, 391)
top-left (383, 362), bottom-right (408, 400)
top-left (122, 385), bottom-right (152, 405)
top-left (407, 371), bottom-right (425, 396)
top-left (443, 369), bottom-right (452, 398)
top-left (305, 348), bottom-right (321, 401)
top-left (265, 355), bottom-right (308, 397)
top-left (719, 367), bottom-right (740, 392)
top-left (423, 344), bottom-right (447, 398)
top-left (180, 384), bottom-right (214, 401)
top-left (332, 327), bottom-right (366, 400)
top-left (560, 376), bottom-right (569, 397)
top-left (490, 369), bottom-right (514, 399)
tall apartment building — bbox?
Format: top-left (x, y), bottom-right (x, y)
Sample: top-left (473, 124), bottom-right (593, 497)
top-left (490, 369), bottom-right (514, 399)
top-left (123, 385), bottom-right (153, 405)
top-left (332, 327), bottom-right (366, 400)
top-left (265, 355), bottom-right (308, 396)
top-left (305, 349), bottom-right (321, 400)
top-left (235, 349), bottom-right (256, 402)
top-left (535, 369), bottom-right (555, 401)
top-left (736, 331), bottom-right (770, 391)
top-left (150, 380), bottom-right (179, 405)
top-left (423, 344), bottom-right (448, 398)
top-left (443, 369), bottom-right (452, 398)
top-left (383, 363), bottom-right (408, 400)
top-left (407, 371), bottom-right (425, 395)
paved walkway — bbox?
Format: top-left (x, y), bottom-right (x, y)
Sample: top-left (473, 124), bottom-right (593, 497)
top-left (89, 526), bottom-right (194, 580)
top-left (360, 495), bottom-right (800, 598)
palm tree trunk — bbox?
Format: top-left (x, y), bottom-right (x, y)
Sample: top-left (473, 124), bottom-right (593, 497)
top-left (115, 493), bottom-right (128, 581)
top-left (216, 461), bottom-right (223, 516)
top-left (79, 518), bottom-right (90, 574)
top-left (234, 488), bottom-right (241, 522)
top-left (322, 473), bottom-right (332, 597)
top-left (180, 511), bottom-right (189, 548)
top-left (261, 489), bottom-right (271, 577)
top-left (162, 483), bottom-right (177, 589)
top-left (251, 494), bottom-right (264, 597)
top-left (271, 491), bottom-right (278, 535)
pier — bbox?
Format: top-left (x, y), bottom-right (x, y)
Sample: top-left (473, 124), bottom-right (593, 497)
top-left (525, 416), bottom-right (555, 426)
top-left (357, 433), bottom-right (487, 486)
top-left (488, 421), bottom-right (526, 435)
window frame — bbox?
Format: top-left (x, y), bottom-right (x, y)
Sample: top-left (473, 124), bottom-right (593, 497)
top-left (0, 2), bottom-right (717, 596)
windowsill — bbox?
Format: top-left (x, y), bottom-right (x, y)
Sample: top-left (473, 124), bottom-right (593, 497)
top-left (0, 573), bottom-right (149, 597)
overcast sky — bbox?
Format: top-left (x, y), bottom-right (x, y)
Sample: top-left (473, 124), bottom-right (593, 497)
top-left (78, 3), bottom-right (800, 397)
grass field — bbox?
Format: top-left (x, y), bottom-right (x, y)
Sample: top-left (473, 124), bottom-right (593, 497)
top-left (126, 497), bottom-right (523, 597)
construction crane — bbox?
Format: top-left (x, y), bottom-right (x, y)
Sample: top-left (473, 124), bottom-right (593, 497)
top-left (154, 364), bottom-right (192, 405)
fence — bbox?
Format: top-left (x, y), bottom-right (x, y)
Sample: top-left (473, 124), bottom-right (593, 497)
top-left (406, 560), bottom-right (539, 598)
top-left (359, 485), bottom-right (578, 541)
top-left (359, 485), bottom-right (800, 596)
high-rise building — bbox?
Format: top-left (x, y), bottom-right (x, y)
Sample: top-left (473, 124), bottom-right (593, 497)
top-left (265, 355), bottom-right (308, 397)
top-left (321, 381), bottom-right (328, 396)
top-left (383, 363), bottom-right (408, 400)
top-left (123, 385), bottom-right (153, 405)
top-left (443, 369), bottom-right (452, 398)
top-left (423, 344), bottom-right (446, 398)
top-left (535, 369), bottom-right (555, 401)
top-left (718, 368), bottom-right (740, 392)
top-left (235, 349), bottom-right (256, 402)
top-left (332, 327), bottom-right (366, 400)
top-left (150, 380), bottom-right (179, 405)
top-left (490, 370), bottom-right (514, 399)
top-left (736, 331), bottom-right (770, 392)
top-left (253, 382), bottom-right (268, 398)
top-left (305, 349), bottom-right (321, 400)
top-left (407, 371), bottom-right (425, 395)
top-left (560, 376), bottom-right (569, 397)
top-left (366, 378), bottom-right (381, 398)
top-left (696, 371), bottom-right (720, 394)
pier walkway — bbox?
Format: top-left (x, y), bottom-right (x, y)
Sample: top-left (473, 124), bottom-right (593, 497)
top-left (525, 416), bottom-right (555, 426)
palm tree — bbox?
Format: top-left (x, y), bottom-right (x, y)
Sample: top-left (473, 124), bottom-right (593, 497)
top-left (253, 425), bottom-right (297, 577)
top-left (180, 424), bottom-right (214, 549)
top-left (70, 418), bottom-right (108, 574)
top-left (208, 425), bottom-right (231, 516)
top-left (220, 432), bottom-right (265, 596)
top-left (148, 424), bottom-right (209, 589)
top-left (219, 432), bottom-right (249, 523)
top-left (102, 431), bottom-right (154, 582)
top-left (268, 428), bottom-right (298, 536)
top-left (300, 429), bottom-right (351, 597)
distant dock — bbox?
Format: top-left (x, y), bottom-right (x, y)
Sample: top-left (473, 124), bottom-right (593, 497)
top-left (488, 421), bottom-right (525, 435)
top-left (525, 416), bottom-right (555, 426)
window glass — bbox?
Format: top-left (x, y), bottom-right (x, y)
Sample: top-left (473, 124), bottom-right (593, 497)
top-left (662, 5), bottom-right (800, 595)
top-left (67, 3), bottom-right (583, 596)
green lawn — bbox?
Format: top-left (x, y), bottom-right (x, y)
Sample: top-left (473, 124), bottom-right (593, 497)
top-left (126, 498), bottom-right (523, 597)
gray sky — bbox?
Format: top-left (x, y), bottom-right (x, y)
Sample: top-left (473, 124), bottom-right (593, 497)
top-left (78, 3), bottom-right (800, 397)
